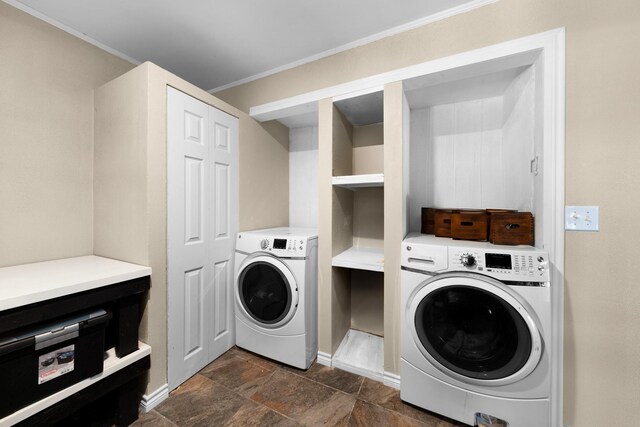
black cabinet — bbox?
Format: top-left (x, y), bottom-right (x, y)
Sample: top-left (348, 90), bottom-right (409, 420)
top-left (0, 276), bottom-right (151, 426)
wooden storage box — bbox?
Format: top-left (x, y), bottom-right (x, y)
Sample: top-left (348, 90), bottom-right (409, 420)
top-left (451, 210), bottom-right (489, 241)
top-left (489, 212), bottom-right (534, 246)
top-left (486, 209), bottom-right (515, 216)
top-left (486, 209), bottom-right (516, 237)
top-left (421, 208), bottom-right (435, 234)
top-left (434, 209), bottom-right (454, 237)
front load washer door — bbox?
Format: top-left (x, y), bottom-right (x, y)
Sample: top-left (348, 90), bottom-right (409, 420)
top-left (236, 255), bottom-right (299, 328)
top-left (407, 272), bottom-right (543, 387)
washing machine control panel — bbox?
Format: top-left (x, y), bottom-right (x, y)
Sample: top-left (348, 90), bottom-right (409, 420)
top-left (451, 249), bottom-right (548, 281)
top-left (402, 235), bottom-right (549, 282)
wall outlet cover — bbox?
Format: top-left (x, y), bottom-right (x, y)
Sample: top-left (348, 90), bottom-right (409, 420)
top-left (565, 206), bottom-right (599, 231)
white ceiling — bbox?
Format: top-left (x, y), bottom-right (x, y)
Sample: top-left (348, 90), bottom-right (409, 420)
top-left (7, 0), bottom-right (490, 93)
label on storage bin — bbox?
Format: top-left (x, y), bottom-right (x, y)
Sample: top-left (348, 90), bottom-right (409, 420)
top-left (38, 344), bottom-right (75, 384)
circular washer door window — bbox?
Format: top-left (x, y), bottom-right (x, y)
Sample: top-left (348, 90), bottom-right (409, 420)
top-left (237, 256), bottom-right (298, 328)
top-left (408, 275), bottom-right (542, 385)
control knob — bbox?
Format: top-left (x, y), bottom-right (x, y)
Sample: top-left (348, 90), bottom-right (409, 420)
top-left (460, 253), bottom-right (476, 268)
top-left (260, 239), bottom-right (269, 250)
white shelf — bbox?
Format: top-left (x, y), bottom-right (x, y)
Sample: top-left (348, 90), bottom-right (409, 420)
top-left (0, 256), bottom-right (152, 311)
top-left (332, 329), bottom-right (383, 382)
top-left (332, 173), bottom-right (384, 190)
top-left (2, 342), bottom-right (151, 426)
top-left (332, 247), bottom-right (384, 272)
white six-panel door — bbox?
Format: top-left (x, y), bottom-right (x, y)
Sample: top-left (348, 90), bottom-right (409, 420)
top-left (167, 87), bottom-right (238, 390)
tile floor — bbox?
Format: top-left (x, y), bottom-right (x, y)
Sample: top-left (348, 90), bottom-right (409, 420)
top-left (134, 347), bottom-right (467, 427)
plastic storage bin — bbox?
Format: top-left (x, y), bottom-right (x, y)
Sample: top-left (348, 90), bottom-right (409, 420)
top-left (0, 309), bottom-right (111, 418)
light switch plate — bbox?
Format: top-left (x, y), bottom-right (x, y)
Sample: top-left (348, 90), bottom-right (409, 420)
top-left (565, 206), bottom-right (599, 231)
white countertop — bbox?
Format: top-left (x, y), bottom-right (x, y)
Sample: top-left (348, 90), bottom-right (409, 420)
top-left (0, 255), bottom-right (152, 312)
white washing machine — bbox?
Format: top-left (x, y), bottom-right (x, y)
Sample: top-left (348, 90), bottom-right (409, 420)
top-left (234, 227), bottom-right (318, 369)
top-left (400, 234), bottom-right (552, 427)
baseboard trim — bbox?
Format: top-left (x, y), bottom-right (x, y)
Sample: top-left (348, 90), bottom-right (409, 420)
top-left (316, 351), bottom-right (332, 367)
top-left (383, 371), bottom-right (401, 389)
top-left (140, 384), bottom-right (169, 412)
top-left (317, 351), bottom-right (401, 389)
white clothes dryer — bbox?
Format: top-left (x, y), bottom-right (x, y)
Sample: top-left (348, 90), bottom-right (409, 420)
top-left (400, 234), bottom-right (552, 427)
top-left (234, 227), bottom-right (318, 369)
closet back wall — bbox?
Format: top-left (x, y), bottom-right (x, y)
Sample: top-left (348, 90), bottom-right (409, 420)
top-left (289, 126), bottom-right (318, 228)
top-left (0, 2), bottom-right (134, 267)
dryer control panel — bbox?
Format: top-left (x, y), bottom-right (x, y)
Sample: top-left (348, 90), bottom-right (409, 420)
top-left (402, 234), bottom-right (549, 282)
top-left (236, 232), bottom-right (314, 258)
top-left (260, 237), bottom-right (307, 257)
top-left (236, 227), bottom-right (318, 259)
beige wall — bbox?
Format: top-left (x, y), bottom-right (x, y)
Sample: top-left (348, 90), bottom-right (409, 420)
top-left (94, 67), bottom-right (150, 266)
top-left (330, 104), bottom-right (354, 354)
top-left (382, 81), bottom-right (405, 376)
top-left (350, 270), bottom-right (384, 336)
top-left (352, 123), bottom-right (384, 175)
top-left (216, 1), bottom-right (640, 425)
top-left (0, 2), bottom-right (133, 267)
top-left (352, 122), bottom-right (384, 248)
top-left (349, 124), bottom-right (385, 337)
top-left (317, 99), bottom-right (333, 355)
top-left (237, 119), bottom-right (289, 231)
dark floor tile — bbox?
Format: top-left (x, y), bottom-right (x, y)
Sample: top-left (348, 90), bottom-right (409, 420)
top-left (233, 346), bottom-right (283, 369)
top-left (222, 346), bottom-right (257, 362)
top-left (295, 391), bottom-right (355, 427)
top-left (130, 409), bottom-right (177, 426)
top-left (358, 378), bottom-right (464, 426)
top-left (250, 369), bottom-right (356, 426)
top-left (155, 374), bottom-right (255, 427)
top-left (284, 362), bottom-right (364, 395)
top-left (200, 348), bottom-right (246, 373)
top-left (348, 400), bottom-right (430, 427)
top-left (200, 353), bottom-right (276, 397)
top-left (185, 400), bottom-right (259, 427)
top-left (224, 403), bottom-right (302, 427)
top-left (156, 347), bottom-right (466, 427)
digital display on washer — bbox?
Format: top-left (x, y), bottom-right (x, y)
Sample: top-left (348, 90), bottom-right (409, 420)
top-left (273, 238), bottom-right (287, 249)
top-left (485, 253), bottom-right (512, 269)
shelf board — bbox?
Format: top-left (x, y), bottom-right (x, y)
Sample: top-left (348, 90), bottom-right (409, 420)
top-left (0, 255), bottom-right (151, 312)
top-left (332, 173), bottom-right (383, 190)
top-left (332, 247), bottom-right (384, 272)
top-left (332, 329), bottom-right (384, 382)
top-left (4, 342), bottom-right (151, 426)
